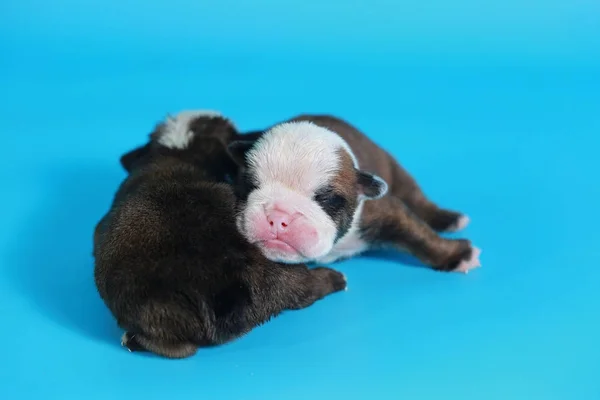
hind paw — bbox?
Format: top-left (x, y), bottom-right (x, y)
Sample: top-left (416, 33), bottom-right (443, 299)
top-left (435, 241), bottom-right (482, 274)
top-left (453, 246), bottom-right (482, 274)
top-left (446, 215), bottom-right (470, 232)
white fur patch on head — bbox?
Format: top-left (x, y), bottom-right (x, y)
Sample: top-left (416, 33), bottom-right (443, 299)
top-left (236, 121), bottom-right (366, 264)
top-left (246, 121), bottom-right (358, 193)
top-left (157, 109), bottom-right (230, 150)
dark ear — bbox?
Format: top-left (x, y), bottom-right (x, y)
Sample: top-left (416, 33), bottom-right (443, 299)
top-left (227, 140), bottom-right (255, 166)
top-left (120, 143), bottom-right (152, 173)
top-left (356, 170), bottom-right (388, 200)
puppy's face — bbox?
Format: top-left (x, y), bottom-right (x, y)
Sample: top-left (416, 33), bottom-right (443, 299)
top-left (230, 121), bottom-right (388, 263)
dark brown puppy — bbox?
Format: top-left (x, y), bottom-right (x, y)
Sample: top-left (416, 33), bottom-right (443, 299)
top-left (94, 111), bottom-right (346, 359)
top-left (229, 114), bottom-right (481, 273)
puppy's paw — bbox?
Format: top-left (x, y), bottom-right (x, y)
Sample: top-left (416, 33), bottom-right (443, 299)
top-left (435, 241), bottom-right (481, 273)
top-left (332, 271), bottom-right (348, 292)
top-left (449, 245), bottom-right (482, 274)
top-left (446, 215), bottom-right (470, 232)
top-left (312, 267), bottom-right (348, 292)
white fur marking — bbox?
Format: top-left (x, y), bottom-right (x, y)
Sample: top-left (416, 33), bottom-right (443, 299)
top-left (448, 215), bottom-right (470, 232)
top-left (456, 246), bottom-right (481, 274)
top-left (238, 181), bottom-right (338, 262)
top-left (247, 121), bottom-right (359, 194)
top-left (157, 109), bottom-right (227, 149)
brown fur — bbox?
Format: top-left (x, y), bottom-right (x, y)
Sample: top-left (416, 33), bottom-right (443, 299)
top-left (94, 114), bottom-right (348, 358)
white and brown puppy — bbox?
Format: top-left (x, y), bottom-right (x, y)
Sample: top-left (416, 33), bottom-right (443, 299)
top-left (229, 115), bottom-right (481, 273)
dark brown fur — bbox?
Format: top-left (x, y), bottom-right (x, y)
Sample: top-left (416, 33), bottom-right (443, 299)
top-left (233, 115), bottom-right (475, 271)
top-left (94, 115), bottom-right (346, 358)
top-left (313, 150), bottom-right (360, 241)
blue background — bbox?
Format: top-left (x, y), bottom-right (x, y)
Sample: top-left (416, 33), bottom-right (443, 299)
top-left (1, 0), bottom-right (599, 399)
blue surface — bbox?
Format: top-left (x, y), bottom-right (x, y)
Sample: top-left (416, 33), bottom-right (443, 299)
top-left (1, 1), bottom-right (599, 399)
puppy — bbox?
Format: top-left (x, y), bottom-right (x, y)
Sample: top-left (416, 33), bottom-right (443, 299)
top-left (93, 111), bottom-right (346, 359)
top-left (228, 114), bottom-right (481, 273)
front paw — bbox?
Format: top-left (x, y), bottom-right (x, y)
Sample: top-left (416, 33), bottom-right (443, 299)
top-left (312, 267), bottom-right (348, 292)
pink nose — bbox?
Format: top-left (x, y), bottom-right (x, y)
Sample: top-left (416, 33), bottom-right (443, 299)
top-left (267, 210), bottom-right (291, 233)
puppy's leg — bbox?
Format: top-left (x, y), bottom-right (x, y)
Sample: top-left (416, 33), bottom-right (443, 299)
top-left (121, 332), bottom-right (198, 359)
top-left (268, 265), bottom-right (347, 310)
top-left (361, 197), bottom-right (481, 272)
top-left (388, 158), bottom-right (469, 232)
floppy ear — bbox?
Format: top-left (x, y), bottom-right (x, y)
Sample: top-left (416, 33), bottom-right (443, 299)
top-left (120, 143), bottom-right (152, 173)
top-left (356, 170), bottom-right (388, 200)
top-left (227, 140), bottom-right (255, 166)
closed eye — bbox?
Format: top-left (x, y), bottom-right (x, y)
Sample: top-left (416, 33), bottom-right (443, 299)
top-left (314, 191), bottom-right (347, 214)
top-left (326, 194), bottom-right (346, 210)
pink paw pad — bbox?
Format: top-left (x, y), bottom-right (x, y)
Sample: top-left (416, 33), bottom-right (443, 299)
top-left (455, 246), bottom-right (482, 274)
top-left (448, 215), bottom-right (470, 232)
